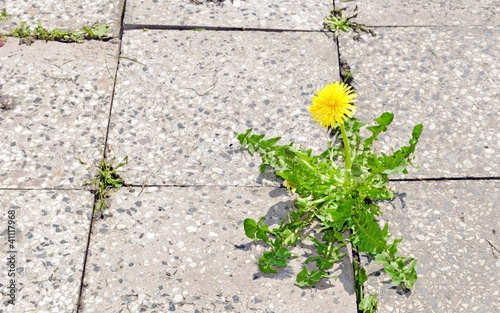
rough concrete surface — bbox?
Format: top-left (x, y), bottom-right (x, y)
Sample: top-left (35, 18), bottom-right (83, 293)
top-left (79, 187), bottom-right (357, 313)
top-left (0, 39), bottom-right (119, 188)
top-left (0, 190), bottom-right (93, 312)
top-left (0, 0), bottom-right (124, 37)
top-left (337, 0), bottom-right (500, 26)
top-left (124, 0), bottom-right (331, 30)
top-left (339, 27), bottom-right (499, 179)
top-left (106, 30), bottom-right (340, 186)
top-left (361, 181), bottom-right (499, 312)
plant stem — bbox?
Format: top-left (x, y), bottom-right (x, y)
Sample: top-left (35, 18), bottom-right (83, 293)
top-left (339, 123), bottom-right (352, 169)
top-left (310, 196), bottom-right (328, 205)
top-left (339, 123), bottom-right (352, 185)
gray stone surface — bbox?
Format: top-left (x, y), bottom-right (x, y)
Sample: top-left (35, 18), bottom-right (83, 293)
top-left (107, 30), bottom-right (339, 186)
top-left (0, 190), bottom-right (93, 312)
top-left (339, 27), bottom-right (499, 179)
top-left (361, 181), bottom-right (499, 313)
top-left (336, 0), bottom-right (500, 26)
top-left (0, 0), bottom-right (123, 37)
top-left (79, 187), bottom-right (357, 312)
top-left (124, 0), bottom-right (331, 30)
top-left (0, 39), bottom-right (119, 188)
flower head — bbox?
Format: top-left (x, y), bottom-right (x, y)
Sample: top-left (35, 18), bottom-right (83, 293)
top-left (309, 82), bottom-right (357, 128)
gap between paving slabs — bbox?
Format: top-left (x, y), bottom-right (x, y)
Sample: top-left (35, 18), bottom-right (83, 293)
top-left (75, 14), bottom-right (132, 313)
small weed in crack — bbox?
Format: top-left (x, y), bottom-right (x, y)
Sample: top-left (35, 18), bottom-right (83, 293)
top-left (324, 6), bottom-right (375, 40)
top-left (339, 56), bottom-right (354, 87)
top-left (84, 156), bottom-right (128, 217)
top-left (9, 21), bottom-right (110, 44)
top-left (0, 7), bottom-right (8, 21)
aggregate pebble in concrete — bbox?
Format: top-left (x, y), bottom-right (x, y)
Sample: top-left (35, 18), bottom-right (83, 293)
top-left (124, 0), bottom-right (331, 30)
top-left (360, 181), bottom-right (499, 313)
top-left (0, 39), bottom-right (119, 188)
top-left (336, 0), bottom-right (500, 26)
top-left (107, 30), bottom-right (339, 186)
top-left (339, 27), bottom-right (499, 179)
top-left (0, 190), bottom-right (93, 312)
top-left (79, 187), bottom-right (357, 312)
top-left (0, 0), bottom-right (123, 37)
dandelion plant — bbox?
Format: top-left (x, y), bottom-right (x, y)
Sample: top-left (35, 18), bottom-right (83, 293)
top-left (235, 82), bottom-right (422, 311)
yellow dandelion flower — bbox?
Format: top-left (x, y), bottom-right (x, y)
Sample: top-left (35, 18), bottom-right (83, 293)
top-left (309, 82), bottom-right (357, 128)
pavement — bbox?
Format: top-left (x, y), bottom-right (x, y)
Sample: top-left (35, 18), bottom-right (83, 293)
top-left (0, 0), bottom-right (498, 312)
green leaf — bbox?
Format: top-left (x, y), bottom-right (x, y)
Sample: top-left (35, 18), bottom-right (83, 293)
top-left (351, 210), bottom-right (389, 255)
top-left (320, 200), bottom-right (352, 231)
top-left (359, 293), bottom-right (378, 312)
top-left (387, 238), bottom-right (402, 256)
top-left (260, 137), bottom-right (281, 147)
top-left (249, 133), bottom-right (265, 142)
top-left (114, 156), bottom-right (129, 169)
top-left (406, 263), bottom-right (418, 289)
top-left (309, 236), bottom-right (328, 255)
top-left (373, 251), bottom-right (390, 264)
top-left (243, 217), bottom-right (270, 242)
top-left (87, 22), bottom-right (110, 39)
top-left (357, 266), bottom-right (368, 286)
top-left (295, 266), bottom-right (333, 287)
top-left (259, 163), bottom-right (267, 173)
top-left (304, 256), bottom-right (322, 264)
top-left (247, 143), bottom-right (255, 155)
top-left (258, 251), bottom-right (278, 273)
top-left (380, 158), bottom-right (408, 175)
top-left (257, 247), bottom-right (296, 274)
top-left (364, 112), bottom-right (394, 149)
top-left (243, 218), bottom-right (258, 239)
top-left (276, 247), bottom-right (295, 260)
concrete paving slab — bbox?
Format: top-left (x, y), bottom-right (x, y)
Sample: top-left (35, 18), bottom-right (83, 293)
top-left (336, 0), bottom-right (500, 26)
top-left (338, 27), bottom-right (499, 179)
top-left (107, 30), bottom-right (339, 186)
top-left (124, 0), bottom-right (331, 30)
top-left (0, 39), bottom-right (119, 188)
top-left (0, 0), bottom-right (123, 37)
top-left (79, 186), bottom-right (356, 312)
top-left (360, 180), bottom-right (499, 313)
top-left (0, 190), bottom-right (93, 312)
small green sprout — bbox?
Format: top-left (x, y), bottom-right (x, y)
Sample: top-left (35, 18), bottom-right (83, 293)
top-left (84, 156), bottom-right (128, 215)
top-left (82, 22), bottom-right (110, 40)
top-left (323, 6), bottom-right (375, 38)
top-left (0, 7), bottom-right (7, 21)
top-left (10, 22), bottom-right (32, 38)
